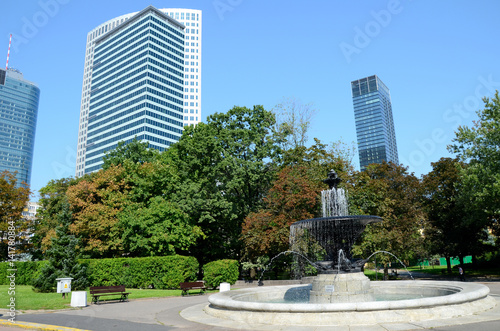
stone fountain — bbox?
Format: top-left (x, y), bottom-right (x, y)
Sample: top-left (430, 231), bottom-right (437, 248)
top-left (184, 170), bottom-right (496, 328)
top-left (290, 169), bottom-right (381, 303)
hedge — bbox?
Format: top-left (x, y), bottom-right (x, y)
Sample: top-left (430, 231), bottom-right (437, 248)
top-left (82, 255), bottom-right (199, 289)
top-left (0, 255), bottom-right (198, 289)
top-left (203, 259), bottom-right (239, 289)
top-left (0, 261), bottom-right (48, 285)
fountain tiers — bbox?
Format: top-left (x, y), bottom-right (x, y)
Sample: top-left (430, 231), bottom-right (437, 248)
top-left (291, 215), bottom-right (382, 303)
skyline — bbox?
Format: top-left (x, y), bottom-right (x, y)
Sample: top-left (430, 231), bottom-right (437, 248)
top-left (2, 0), bottom-right (500, 198)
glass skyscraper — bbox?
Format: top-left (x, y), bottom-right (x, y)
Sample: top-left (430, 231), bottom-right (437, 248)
top-left (76, 6), bottom-right (202, 176)
top-left (351, 75), bottom-right (398, 171)
top-left (0, 68), bottom-right (40, 186)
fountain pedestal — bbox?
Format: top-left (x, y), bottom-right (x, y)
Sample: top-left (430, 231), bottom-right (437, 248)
top-left (309, 273), bottom-right (374, 303)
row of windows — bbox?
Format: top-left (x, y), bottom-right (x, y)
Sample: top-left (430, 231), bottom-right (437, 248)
top-left (148, 27), bottom-right (184, 58)
top-left (84, 133), bottom-right (174, 174)
top-left (0, 109), bottom-right (37, 126)
top-left (85, 124), bottom-right (180, 157)
top-left (91, 73), bottom-right (148, 104)
top-left (149, 15), bottom-right (184, 39)
top-left (94, 16), bottom-right (152, 58)
top-left (93, 38), bottom-right (183, 79)
top-left (91, 75), bottom-right (182, 107)
top-left (169, 11), bottom-right (199, 22)
top-left (92, 65), bottom-right (183, 94)
top-left (92, 50), bottom-right (183, 88)
top-left (147, 47), bottom-right (184, 78)
top-left (0, 90), bottom-right (40, 110)
top-left (144, 109), bottom-right (183, 128)
top-left (92, 52), bottom-right (149, 85)
top-left (88, 111), bottom-right (182, 143)
top-left (87, 117), bottom-right (181, 147)
top-left (90, 85), bottom-right (182, 119)
top-left (92, 61), bottom-right (182, 93)
top-left (149, 40), bottom-right (184, 69)
top-left (89, 94), bottom-right (183, 127)
top-left (94, 14), bottom-right (184, 61)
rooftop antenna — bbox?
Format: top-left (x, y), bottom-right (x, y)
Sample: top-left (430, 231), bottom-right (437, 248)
top-left (6, 34), bottom-right (12, 70)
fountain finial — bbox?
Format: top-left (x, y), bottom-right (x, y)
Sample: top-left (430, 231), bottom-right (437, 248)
top-left (323, 169), bottom-right (341, 189)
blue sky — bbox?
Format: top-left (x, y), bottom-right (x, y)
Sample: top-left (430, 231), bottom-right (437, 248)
top-left (2, 0), bottom-right (500, 199)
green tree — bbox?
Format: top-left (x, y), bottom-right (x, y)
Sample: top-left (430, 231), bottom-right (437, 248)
top-left (32, 201), bottom-right (88, 292)
top-left (31, 177), bottom-right (78, 259)
top-left (119, 196), bottom-right (204, 257)
top-left (448, 91), bottom-right (500, 239)
top-left (102, 137), bottom-right (160, 170)
top-left (350, 162), bottom-right (426, 279)
top-left (421, 158), bottom-right (476, 273)
top-left (170, 105), bottom-right (280, 264)
top-left (0, 170), bottom-right (31, 260)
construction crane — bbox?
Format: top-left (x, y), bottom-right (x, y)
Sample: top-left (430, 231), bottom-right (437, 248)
top-left (6, 34), bottom-right (12, 70)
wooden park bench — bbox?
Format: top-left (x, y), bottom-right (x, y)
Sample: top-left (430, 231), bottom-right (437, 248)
top-left (180, 281), bottom-right (206, 296)
top-left (90, 285), bottom-right (130, 304)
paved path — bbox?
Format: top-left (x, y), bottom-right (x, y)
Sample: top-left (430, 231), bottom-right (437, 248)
top-left (1, 281), bottom-right (499, 331)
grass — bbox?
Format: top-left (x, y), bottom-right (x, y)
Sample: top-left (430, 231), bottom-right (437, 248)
top-left (364, 264), bottom-right (500, 280)
top-left (0, 285), bottom-right (216, 311)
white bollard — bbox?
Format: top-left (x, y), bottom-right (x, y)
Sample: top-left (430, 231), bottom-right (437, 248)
top-left (70, 291), bottom-right (87, 307)
top-left (219, 282), bottom-right (230, 292)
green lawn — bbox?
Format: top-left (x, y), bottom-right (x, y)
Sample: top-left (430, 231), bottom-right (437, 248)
top-left (0, 285), bottom-right (215, 311)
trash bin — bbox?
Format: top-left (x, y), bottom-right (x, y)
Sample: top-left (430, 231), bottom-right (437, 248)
top-left (71, 291), bottom-right (87, 307)
top-left (219, 282), bottom-right (230, 292)
top-left (56, 278), bottom-right (73, 298)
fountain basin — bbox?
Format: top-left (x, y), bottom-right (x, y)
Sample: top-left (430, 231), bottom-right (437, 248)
top-left (206, 281), bottom-right (496, 326)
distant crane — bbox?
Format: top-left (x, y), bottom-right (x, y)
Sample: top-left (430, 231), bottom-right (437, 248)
top-left (6, 34), bottom-right (12, 70)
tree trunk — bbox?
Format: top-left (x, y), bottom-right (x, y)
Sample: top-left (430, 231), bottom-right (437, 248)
top-left (472, 255), bottom-right (477, 268)
top-left (383, 264), bottom-right (389, 280)
top-left (446, 256), bottom-right (452, 274)
top-left (459, 255), bottom-right (464, 266)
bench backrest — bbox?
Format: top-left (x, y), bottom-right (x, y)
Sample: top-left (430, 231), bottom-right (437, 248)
top-left (90, 285), bottom-right (126, 294)
top-left (179, 281), bottom-right (204, 288)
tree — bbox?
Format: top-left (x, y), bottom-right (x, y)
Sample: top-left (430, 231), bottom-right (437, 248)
top-left (272, 97), bottom-right (317, 152)
top-left (102, 137), bottom-right (160, 170)
top-left (0, 170), bottom-right (31, 260)
top-left (119, 196), bottom-right (204, 257)
top-left (66, 165), bottom-right (130, 258)
top-left (31, 177), bottom-right (79, 259)
top-left (448, 91), bottom-right (500, 239)
top-left (32, 201), bottom-right (88, 292)
top-left (241, 165), bottom-right (323, 261)
top-left (169, 105), bottom-right (280, 264)
top-left (421, 158), bottom-right (475, 273)
top-left (350, 162), bottom-right (426, 279)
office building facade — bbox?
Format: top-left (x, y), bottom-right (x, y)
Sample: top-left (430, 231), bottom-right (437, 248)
top-left (0, 68), bottom-right (40, 186)
top-left (351, 75), bottom-right (398, 171)
top-left (76, 6), bottom-right (201, 176)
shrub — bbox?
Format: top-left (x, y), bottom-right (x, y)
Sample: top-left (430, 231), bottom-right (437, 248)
top-left (203, 259), bottom-right (239, 289)
top-left (0, 261), bottom-right (48, 285)
top-left (83, 255), bottom-right (198, 289)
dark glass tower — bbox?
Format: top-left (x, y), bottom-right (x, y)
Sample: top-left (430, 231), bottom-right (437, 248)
top-left (0, 68), bottom-right (40, 186)
top-left (351, 75), bottom-right (398, 171)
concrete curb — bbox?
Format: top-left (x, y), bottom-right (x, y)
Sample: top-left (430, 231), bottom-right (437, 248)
top-left (0, 319), bottom-right (89, 331)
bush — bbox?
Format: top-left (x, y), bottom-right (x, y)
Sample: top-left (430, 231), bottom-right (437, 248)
top-left (0, 261), bottom-right (48, 285)
top-left (1, 255), bottom-right (199, 290)
top-left (203, 259), bottom-right (239, 289)
top-left (83, 255), bottom-right (199, 289)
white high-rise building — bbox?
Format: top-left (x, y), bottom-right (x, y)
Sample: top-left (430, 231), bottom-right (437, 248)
top-left (75, 7), bottom-right (202, 177)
